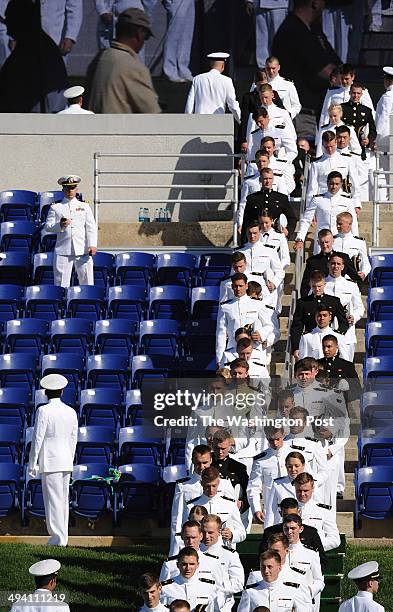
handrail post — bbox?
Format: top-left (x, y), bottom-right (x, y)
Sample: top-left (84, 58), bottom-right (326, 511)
top-left (232, 169), bottom-right (239, 247)
top-left (94, 152), bottom-right (99, 227)
top-left (372, 152), bottom-right (379, 247)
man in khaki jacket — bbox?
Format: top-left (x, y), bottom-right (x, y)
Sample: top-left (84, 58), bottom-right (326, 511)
top-left (89, 7), bottom-right (161, 113)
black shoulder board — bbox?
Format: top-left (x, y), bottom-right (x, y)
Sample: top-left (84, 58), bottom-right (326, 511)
top-left (204, 551), bottom-right (219, 559)
top-left (254, 451), bottom-right (267, 460)
top-left (166, 554), bottom-right (178, 561)
top-left (340, 152), bottom-right (351, 157)
top-left (274, 475), bottom-right (286, 481)
top-left (251, 296), bottom-right (261, 300)
top-left (187, 495), bottom-right (201, 505)
top-left (291, 444), bottom-right (305, 451)
top-left (351, 151), bottom-right (361, 156)
top-left (176, 476), bottom-right (191, 484)
top-left (315, 386), bottom-right (328, 392)
top-left (161, 579), bottom-right (174, 586)
top-left (220, 300), bottom-right (231, 305)
top-left (175, 532), bottom-right (181, 536)
top-left (317, 502), bottom-right (332, 510)
top-left (354, 235), bottom-right (365, 241)
top-left (341, 193), bottom-right (351, 198)
top-left (283, 582), bottom-right (300, 588)
top-left (273, 171), bottom-right (283, 176)
top-left (251, 271), bottom-right (263, 276)
top-left (303, 542), bottom-right (318, 552)
top-left (321, 123), bottom-right (330, 128)
top-left (276, 159), bottom-right (287, 163)
top-left (314, 155), bottom-right (323, 161)
top-left (252, 361), bottom-right (264, 366)
top-left (245, 583), bottom-right (258, 589)
top-left (222, 545), bottom-right (236, 552)
top-left (245, 173), bottom-right (258, 180)
top-left (199, 577), bottom-right (215, 585)
top-left (290, 566), bottom-right (306, 575)
top-left (305, 436), bottom-right (318, 443)
top-left (251, 128), bottom-right (260, 134)
top-left (54, 200), bottom-right (62, 204)
top-left (275, 124), bottom-right (285, 129)
top-left (265, 304), bottom-right (275, 310)
top-left (264, 244), bottom-right (275, 249)
top-left (221, 495), bottom-right (236, 502)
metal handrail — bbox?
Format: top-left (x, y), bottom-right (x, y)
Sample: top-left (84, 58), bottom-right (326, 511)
top-left (372, 150), bottom-right (393, 247)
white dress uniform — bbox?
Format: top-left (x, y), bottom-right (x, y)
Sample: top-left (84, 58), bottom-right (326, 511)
top-left (291, 380), bottom-right (346, 421)
top-left (28, 375), bottom-right (78, 547)
top-left (44, 184), bottom-right (97, 289)
top-left (324, 274), bottom-right (364, 361)
top-left (268, 73), bottom-right (301, 119)
top-left (375, 83), bottom-right (393, 151)
top-left (333, 232), bottom-right (371, 278)
top-left (240, 241), bottom-right (285, 289)
top-left (288, 541), bottom-right (324, 611)
top-left (319, 86), bottom-right (375, 129)
top-left (10, 589), bottom-right (70, 612)
top-left (299, 326), bottom-right (350, 361)
top-left (339, 561), bottom-right (385, 612)
top-left (246, 443), bottom-right (292, 520)
top-left (140, 604), bottom-right (168, 612)
top-left (253, 0), bottom-right (288, 69)
top-left (219, 272), bottom-right (274, 306)
top-left (40, 0), bottom-right (82, 46)
top-left (183, 493), bottom-right (246, 545)
top-left (238, 576), bottom-right (313, 612)
top-left (247, 121), bottom-right (297, 162)
top-left (185, 68), bottom-right (241, 123)
top-left (160, 573), bottom-right (220, 612)
top-left (315, 121), bottom-right (362, 158)
top-left (284, 435), bottom-right (329, 487)
top-left (298, 498), bottom-right (340, 551)
top-left (260, 227), bottom-right (290, 269)
top-left (200, 540), bottom-right (245, 612)
top-left (58, 104), bottom-right (94, 114)
top-left (169, 474), bottom-right (235, 555)
top-left (160, 549), bottom-right (226, 585)
top-left (215, 293), bottom-right (275, 365)
top-left (265, 155), bottom-right (296, 194)
top-left (337, 145), bottom-right (369, 203)
top-left (297, 190), bottom-right (359, 254)
top-left (220, 348), bottom-right (270, 382)
top-left (306, 151), bottom-right (361, 209)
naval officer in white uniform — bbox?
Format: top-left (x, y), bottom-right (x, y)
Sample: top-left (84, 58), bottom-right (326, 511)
top-left (185, 52), bottom-right (241, 123)
top-left (338, 561), bottom-right (384, 612)
top-left (44, 175), bottom-right (98, 288)
top-left (40, 0), bottom-right (82, 57)
top-left (28, 374), bottom-right (78, 547)
top-left (10, 559), bottom-right (70, 612)
top-left (57, 86), bottom-right (95, 115)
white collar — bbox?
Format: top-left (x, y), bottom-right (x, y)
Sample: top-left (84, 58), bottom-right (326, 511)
top-left (355, 591), bottom-right (374, 600)
top-left (336, 231), bottom-right (352, 239)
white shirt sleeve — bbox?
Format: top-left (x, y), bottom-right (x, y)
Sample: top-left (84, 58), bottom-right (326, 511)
top-left (185, 80), bottom-right (196, 114)
top-left (64, 0), bottom-right (83, 42)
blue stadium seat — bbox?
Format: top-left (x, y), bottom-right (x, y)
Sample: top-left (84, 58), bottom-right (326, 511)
top-left (5, 319), bottom-right (48, 356)
top-left (66, 286), bottom-right (106, 321)
top-left (162, 464), bottom-right (188, 484)
top-left (86, 354), bottom-right (129, 390)
top-left (49, 319), bottom-right (93, 355)
top-left (118, 426), bottom-right (162, 465)
top-left (33, 253), bottom-right (54, 285)
top-left (93, 252), bottom-right (114, 288)
top-left (0, 388), bottom-right (29, 428)
top-left (113, 463), bottom-right (161, 524)
top-left (21, 472), bottom-right (45, 525)
top-left (0, 424), bottom-right (22, 463)
top-left (355, 466), bottom-right (393, 527)
top-left (39, 229), bottom-right (56, 253)
top-left (0, 463), bottom-right (21, 517)
top-left (178, 355), bottom-right (216, 377)
top-left (197, 252), bottom-right (232, 286)
top-left (25, 285), bottom-right (65, 321)
top-left (369, 287), bottom-right (393, 321)
top-left (139, 319), bottom-right (179, 357)
top-left (166, 436), bottom-right (186, 466)
top-left (359, 429), bottom-right (393, 467)
top-left (364, 356), bottom-right (393, 386)
top-left (0, 190), bottom-right (37, 222)
top-left (366, 321), bottom-right (393, 357)
top-left (76, 426), bottom-right (115, 465)
top-left (94, 320), bottom-right (137, 356)
top-left (0, 285), bottom-right (23, 323)
top-left (149, 286), bottom-right (189, 321)
top-left (80, 388), bottom-right (122, 428)
top-left (183, 320), bottom-right (216, 356)
top-left (115, 252), bottom-right (155, 286)
top-left (124, 389), bottom-right (142, 426)
top-left (191, 286), bottom-right (220, 320)
top-left (41, 353), bottom-right (84, 392)
top-left (70, 463), bottom-right (113, 520)
top-left (361, 391), bottom-right (393, 429)
top-left (107, 286), bottom-right (147, 322)
top-left (0, 252), bottom-right (31, 285)
top-left (0, 354), bottom-right (37, 392)
top-left (37, 190), bottom-right (63, 222)
top-left (156, 253), bottom-right (196, 287)
top-left (370, 254), bottom-right (393, 287)
top-left (131, 355), bottom-right (177, 388)
top-left (0, 221), bottom-right (38, 253)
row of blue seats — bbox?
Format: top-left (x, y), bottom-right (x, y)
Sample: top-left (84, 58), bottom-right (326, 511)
top-left (0, 251), bottom-right (232, 288)
top-left (0, 190), bottom-right (74, 223)
top-left (0, 284), bottom-right (221, 323)
top-left (0, 461), bottom-right (184, 526)
top-left (0, 424), bottom-right (185, 467)
top-left (0, 318), bottom-right (216, 358)
top-left (0, 352), bottom-right (216, 393)
top-left (0, 387), bottom-right (188, 429)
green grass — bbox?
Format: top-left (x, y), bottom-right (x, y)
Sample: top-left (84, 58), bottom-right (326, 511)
top-left (0, 543), bottom-right (392, 611)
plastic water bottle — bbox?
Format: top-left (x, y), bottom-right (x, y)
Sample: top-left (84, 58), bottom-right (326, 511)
top-left (144, 207), bottom-right (150, 222)
top-left (166, 208), bottom-right (172, 222)
top-left (138, 207), bottom-right (144, 222)
top-left (154, 208), bottom-right (159, 222)
top-left (158, 208), bottom-right (163, 223)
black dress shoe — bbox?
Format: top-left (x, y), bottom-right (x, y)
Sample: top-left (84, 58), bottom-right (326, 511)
top-left (336, 492), bottom-right (343, 499)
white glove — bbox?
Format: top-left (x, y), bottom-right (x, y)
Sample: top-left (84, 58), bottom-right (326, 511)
top-left (29, 466), bottom-right (40, 479)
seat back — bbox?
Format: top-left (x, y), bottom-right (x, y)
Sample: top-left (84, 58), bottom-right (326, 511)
top-left (66, 286), bottom-right (106, 321)
top-left (0, 463), bottom-right (21, 517)
top-left (369, 287), bottom-right (393, 321)
top-left (371, 254), bottom-right (393, 287)
top-left (41, 353), bottom-right (84, 392)
top-left (115, 463), bottom-right (160, 519)
top-left (197, 252), bottom-right (232, 286)
top-left (156, 253), bottom-right (196, 286)
top-left (0, 353), bottom-right (36, 391)
top-left (0, 252), bottom-right (31, 285)
top-left (94, 319), bottom-right (137, 356)
top-left (92, 252), bottom-right (114, 287)
top-left (367, 321), bottom-right (393, 357)
top-left (357, 466), bottom-right (393, 520)
top-left (71, 463), bottom-right (112, 519)
top-left (115, 252), bottom-right (155, 286)
top-left (0, 388), bottom-right (28, 428)
top-left (33, 252), bottom-right (54, 284)
top-left (80, 388), bottom-right (122, 427)
top-left (5, 318), bottom-right (48, 355)
top-left (149, 286), bottom-right (189, 321)
top-left (0, 221), bottom-right (38, 252)
top-left (107, 286), bottom-right (147, 322)
top-left (118, 426), bottom-right (162, 465)
top-left (191, 286), bottom-right (220, 320)
top-left (87, 354), bottom-right (129, 390)
top-left (38, 190), bottom-right (63, 222)
top-left (0, 190), bottom-right (37, 221)
top-left (50, 318), bottom-right (93, 355)
top-left (76, 426), bottom-right (115, 464)
top-left (139, 319), bottom-right (179, 356)
top-left (0, 285), bottom-right (23, 322)
top-left (25, 285), bottom-right (65, 320)
top-left (0, 424), bottom-right (21, 463)
top-left (183, 320), bottom-right (216, 356)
